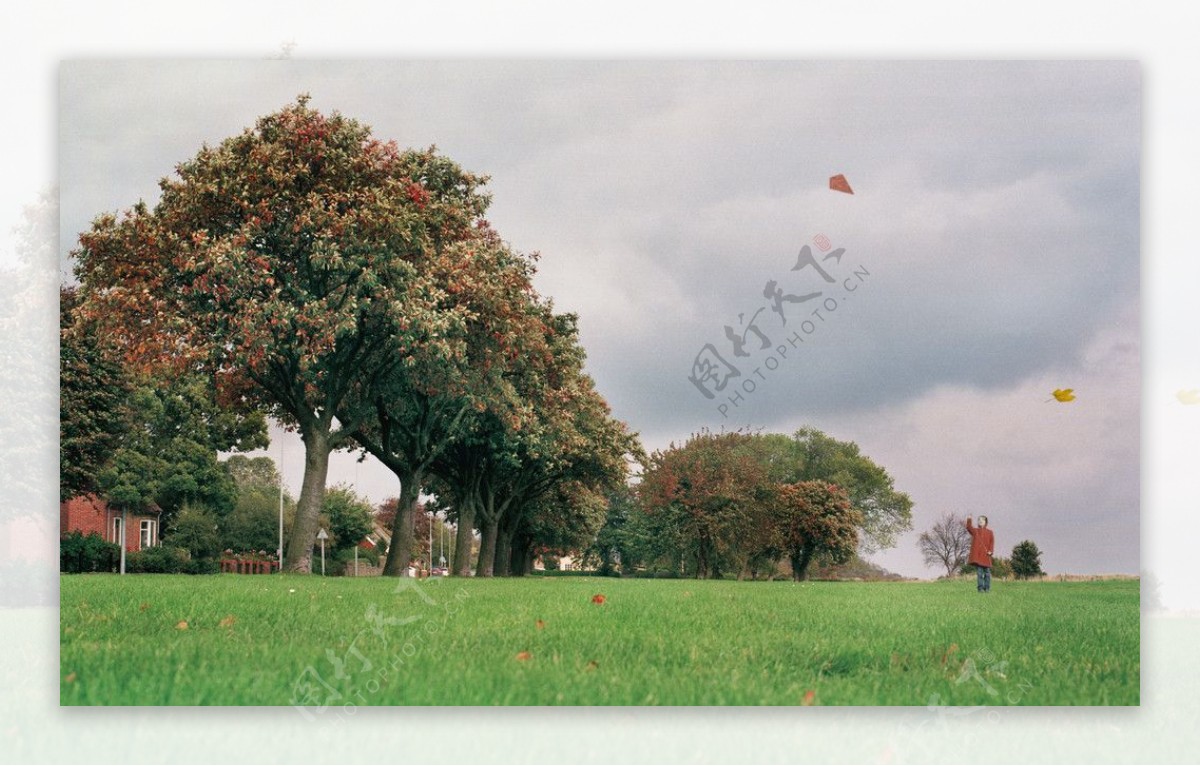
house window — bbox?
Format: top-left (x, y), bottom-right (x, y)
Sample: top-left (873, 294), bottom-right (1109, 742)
top-left (111, 516), bottom-right (123, 545)
top-left (139, 519), bottom-right (157, 550)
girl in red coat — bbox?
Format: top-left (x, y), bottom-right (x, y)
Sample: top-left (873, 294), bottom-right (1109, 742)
top-left (965, 516), bottom-right (995, 593)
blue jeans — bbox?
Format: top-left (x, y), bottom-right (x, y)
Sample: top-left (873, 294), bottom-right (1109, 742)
top-left (976, 565), bottom-right (992, 592)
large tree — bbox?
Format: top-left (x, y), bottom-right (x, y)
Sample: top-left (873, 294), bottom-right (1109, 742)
top-left (340, 231), bottom-right (545, 576)
top-left (429, 308), bottom-right (638, 577)
top-left (758, 428), bottom-right (914, 554)
top-left (918, 512), bottom-right (972, 578)
top-left (587, 485), bottom-right (639, 576)
top-left (72, 97), bottom-right (488, 571)
top-left (508, 481), bottom-right (610, 576)
top-left (638, 430), bottom-right (772, 579)
top-left (771, 481), bottom-right (862, 581)
top-left (60, 286), bottom-right (134, 501)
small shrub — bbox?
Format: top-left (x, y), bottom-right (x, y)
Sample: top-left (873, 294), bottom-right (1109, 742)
top-left (183, 557), bottom-right (221, 575)
top-left (60, 531), bottom-right (120, 573)
top-left (1011, 541), bottom-right (1046, 580)
top-left (126, 546), bottom-right (188, 574)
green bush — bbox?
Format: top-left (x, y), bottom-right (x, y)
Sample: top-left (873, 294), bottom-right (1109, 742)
top-left (629, 569), bottom-right (682, 579)
top-left (183, 557), bottom-right (221, 575)
top-left (222, 487), bottom-right (284, 553)
top-left (127, 545), bottom-right (189, 574)
top-left (163, 504), bottom-right (222, 560)
top-left (60, 531), bottom-right (121, 573)
top-left (1011, 541), bottom-right (1045, 579)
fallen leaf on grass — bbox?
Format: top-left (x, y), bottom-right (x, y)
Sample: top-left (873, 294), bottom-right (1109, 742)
top-left (219, 615), bottom-right (236, 628)
top-left (175, 620), bottom-right (189, 631)
top-left (591, 594), bottom-right (606, 605)
top-left (139, 602), bottom-right (150, 612)
top-left (515, 651), bottom-right (532, 661)
top-left (585, 660), bottom-right (599, 671)
top-left (802, 690), bottom-right (816, 705)
top-left (64, 672), bottom-right (76, 684)
top-left (535, 619), bottom-right (545, 630)
top-left (940, 643), bottom-right (958, 666)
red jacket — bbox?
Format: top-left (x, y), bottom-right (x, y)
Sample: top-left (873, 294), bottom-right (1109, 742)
top-left (965, 519), bottom-right (994, 568)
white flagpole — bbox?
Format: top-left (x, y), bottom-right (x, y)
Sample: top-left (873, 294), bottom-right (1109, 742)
top-left (278, 434), bottom-right (284, 572)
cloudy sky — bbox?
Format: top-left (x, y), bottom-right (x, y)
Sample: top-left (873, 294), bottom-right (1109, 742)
top-left (59, 60), bottom-right (1140, 578)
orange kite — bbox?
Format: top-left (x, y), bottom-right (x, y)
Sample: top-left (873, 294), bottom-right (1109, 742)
top-left (829, 174), bottom-right (854, 194)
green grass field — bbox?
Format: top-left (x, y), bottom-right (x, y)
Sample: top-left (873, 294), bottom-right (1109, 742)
top-left (59, 574), bottom-right (1138, 706)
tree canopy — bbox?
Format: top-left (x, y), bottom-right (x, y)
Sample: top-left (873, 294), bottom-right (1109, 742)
top-left (72, 96), bottom-right (497, 571)
top-left (629, 427), bottom-right (907, 579)
top-left (1011, 540), bottom-right (1045, 579)
top-left (65, 96), bottom-right (650, 578)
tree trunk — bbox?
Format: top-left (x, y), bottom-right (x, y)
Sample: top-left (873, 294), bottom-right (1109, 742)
top-left (509, 534), bottom-right (532, 577)
top-left (451, 497), bottom-right (476, 577)
top-left (382, 469), bottom-right (422, 577)
top-left (792, 548), bottom-right (815, 581)
top-left (494, 513), bottom-right (519, 577)
top-left (476, 515), bottom-right (498, 577)
top-left (284, 425), bottom-right (332, 573)
top-left (493, 531), bottom-right (512, 577)
top-left (696, 537), bottom-right (713, 579)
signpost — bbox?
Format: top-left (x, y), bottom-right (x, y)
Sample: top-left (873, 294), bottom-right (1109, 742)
top-left (317, 527), bottom-right (329, 576)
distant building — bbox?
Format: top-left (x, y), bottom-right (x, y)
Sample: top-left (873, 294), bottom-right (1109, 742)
top-left (60, 494), bottom-right (160, 552)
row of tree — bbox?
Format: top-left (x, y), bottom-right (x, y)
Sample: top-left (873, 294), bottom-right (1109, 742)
top-left (591, 429), bottom-right (914, 580)
top-left (65, 96), bottom-right (639, 575)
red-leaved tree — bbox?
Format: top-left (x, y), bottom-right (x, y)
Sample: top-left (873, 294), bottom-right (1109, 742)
top-left (72, 97), bottom-right (489, 572)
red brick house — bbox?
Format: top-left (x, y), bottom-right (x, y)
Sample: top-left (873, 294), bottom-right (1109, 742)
top-left (60, 494), bottom-right (161, 552)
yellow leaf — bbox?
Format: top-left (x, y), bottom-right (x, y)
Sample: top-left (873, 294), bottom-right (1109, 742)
top-left (1050, 388), bottom-right (1076, 402)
